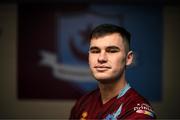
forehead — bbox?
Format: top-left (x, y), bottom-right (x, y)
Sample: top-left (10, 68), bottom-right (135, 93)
top-left (90, 33), bottom-right (124, 47)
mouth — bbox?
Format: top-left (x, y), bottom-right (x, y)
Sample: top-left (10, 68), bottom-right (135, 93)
top-left (94, 65), bottom-right (111, 72)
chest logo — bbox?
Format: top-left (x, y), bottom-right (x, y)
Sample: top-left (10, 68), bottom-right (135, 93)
top-left (80, 111), bottom-right (88, 120)
top-left (134, 103), bottom-right (155, 117)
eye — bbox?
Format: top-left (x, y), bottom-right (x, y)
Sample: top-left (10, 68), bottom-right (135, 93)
top-left (89, 47), bottom-right (100, 53)
top-left (106, 47), bottom-right (120, 53)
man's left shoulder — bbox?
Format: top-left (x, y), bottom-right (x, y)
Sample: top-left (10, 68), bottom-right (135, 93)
top-left (120, 88), bottom-right (156, 119)
top-left (123, 88), bottom-right (152, 103)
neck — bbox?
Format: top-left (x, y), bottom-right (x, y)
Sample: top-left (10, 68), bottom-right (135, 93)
top-left (99, 76), bottom-right (127, 104)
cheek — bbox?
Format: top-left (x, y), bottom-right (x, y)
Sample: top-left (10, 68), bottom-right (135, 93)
top-left (88, 55), bottom-right (96, 67)
top-left (112, 56), bottom-right (126, 68)
top-left (120, 56), bottom-right (126, 65)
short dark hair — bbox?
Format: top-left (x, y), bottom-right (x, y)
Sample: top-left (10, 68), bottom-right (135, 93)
top-left (89, 24), bottom-right (131, 53)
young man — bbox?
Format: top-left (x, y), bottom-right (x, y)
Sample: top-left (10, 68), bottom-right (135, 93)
top-left (69, 24), bottom-right (156, 119)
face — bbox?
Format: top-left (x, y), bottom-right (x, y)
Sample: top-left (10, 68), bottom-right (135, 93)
top-left (88, 33), bottom-right (133, 83)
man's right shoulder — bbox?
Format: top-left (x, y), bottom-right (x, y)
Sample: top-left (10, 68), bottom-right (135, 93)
top-left (76, 88), bottom-right (99, 105)
top-left (69, 89), bottom-right (99, 119)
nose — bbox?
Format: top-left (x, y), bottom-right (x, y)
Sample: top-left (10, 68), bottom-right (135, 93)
top-left (98, 51), bottom-right (108, 63)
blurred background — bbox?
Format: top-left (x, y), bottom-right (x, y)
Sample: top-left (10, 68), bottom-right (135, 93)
top-left (0, 0), bottom-right (180, 119)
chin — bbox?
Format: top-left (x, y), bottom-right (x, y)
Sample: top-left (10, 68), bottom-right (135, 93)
top-left (93, 75), bottom-right (115, 83)
top-left (93, 73), bottom-right (110, 79)
top-left (96, 78), bottom-right (116, 84)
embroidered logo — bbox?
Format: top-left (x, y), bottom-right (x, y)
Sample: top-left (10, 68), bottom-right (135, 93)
top-left (134, 103), bottom-right (155, 117)
top-left (80, 111), bottom-right (88, 120)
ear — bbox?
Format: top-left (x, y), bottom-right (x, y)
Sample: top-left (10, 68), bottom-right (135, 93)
top-left (126, 51), bottom-right (134, 66)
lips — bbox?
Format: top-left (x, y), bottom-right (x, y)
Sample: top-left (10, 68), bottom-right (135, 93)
top-left (94, 65), bottom-right (111, 71)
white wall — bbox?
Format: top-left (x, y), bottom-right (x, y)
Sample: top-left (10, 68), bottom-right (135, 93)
top-left (0, 4), bottom-right (180, 119)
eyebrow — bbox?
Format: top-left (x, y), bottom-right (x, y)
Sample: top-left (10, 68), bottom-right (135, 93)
top-left (106, 46), bottom-right (120, 50)
top-left (89, 46), bottom-right (120, 50)
top-left (89, 46), bottom-right (99, 50)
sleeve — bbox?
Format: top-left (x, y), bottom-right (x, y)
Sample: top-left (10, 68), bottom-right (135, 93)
top-left (125, 110), bottom-right (156, 119)
top-left (118, 103), bottom-right (156, 119)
